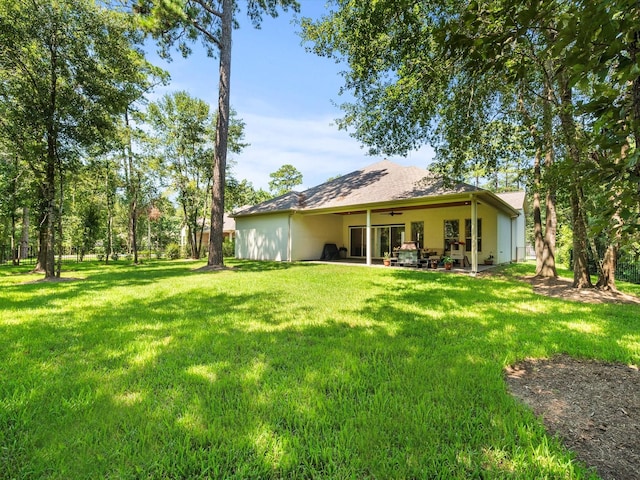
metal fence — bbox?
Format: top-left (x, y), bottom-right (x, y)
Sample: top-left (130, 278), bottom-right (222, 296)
top-left (577, 259), bottom-right (640, 285)
top-left (616, 262), bottom-right (640, 284)
top-left (0, 246), bottom-right (36, 266)
top-left (0, 246), bottom-right (163, 266)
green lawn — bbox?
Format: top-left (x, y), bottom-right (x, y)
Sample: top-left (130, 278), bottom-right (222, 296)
top-left (1, 260), bottom-right (638, 479)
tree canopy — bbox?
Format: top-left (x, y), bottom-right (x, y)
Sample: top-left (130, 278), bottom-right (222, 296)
top-left (0, 0), bottom-right (163, 277)
top-left (269, 163), bottom-right (303, 196)
top-left (134, 0), bottom-right (299, 268)
top-left (302, 0), bottom-right (640, 289)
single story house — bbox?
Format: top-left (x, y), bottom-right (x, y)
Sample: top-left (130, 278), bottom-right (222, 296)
top-left (179, 213), bottom-right (236, 252)
top-left (232, 160), bottom-right (527, 273)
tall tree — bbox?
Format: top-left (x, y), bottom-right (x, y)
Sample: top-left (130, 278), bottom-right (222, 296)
top-left (147, 91), bottom-right (247, 258)
top-left (135, 0), bottom-right (299, 268)
top-left (0, 0), bottom-right (161, 278)
top-left (559, 0), bottom-right (640, 290)
top-left (268, 163), bottom-right (303, 196)
top-left (225, 177), bottom-right (271, 211)
top-left (302, 0), bottom-right (637, 288)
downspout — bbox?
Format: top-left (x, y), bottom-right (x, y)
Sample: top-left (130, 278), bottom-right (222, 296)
top-left (366, 209), bottom-right (372, 266)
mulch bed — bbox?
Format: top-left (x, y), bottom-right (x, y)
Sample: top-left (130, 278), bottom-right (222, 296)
top-left (505, 356), bottom-right (640, 479)
top-left (502, 274), bottom-right (640, 479)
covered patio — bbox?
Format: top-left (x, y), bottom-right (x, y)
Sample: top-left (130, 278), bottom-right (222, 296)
top-left (234, 160), bottom-right (526, 273)
top-left (310, 256), bottom-right (498, 274)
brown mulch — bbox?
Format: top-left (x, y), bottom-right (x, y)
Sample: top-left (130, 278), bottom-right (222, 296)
top-left (503, 274), bottom-right (640, 479)
top-left (523, 275), bottom-right (640, 305)
top-left (505, 356), bottom-right (640, 480)
top-left (23, 276), bottom-right (84, 284)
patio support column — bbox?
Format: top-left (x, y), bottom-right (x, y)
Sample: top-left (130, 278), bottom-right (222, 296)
top-left (366, 209), bottom-right (372, 265)
top-left (471, 195), bottom-right (478, 274)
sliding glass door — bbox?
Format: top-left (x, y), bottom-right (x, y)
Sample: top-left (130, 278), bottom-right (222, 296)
top-left (350, 225), bottom-right (405, 258)
top-left (350, 227), bottom-right (366, 257)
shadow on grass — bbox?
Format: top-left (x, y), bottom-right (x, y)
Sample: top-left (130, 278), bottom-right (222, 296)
top-left (1, 262), bottom-right (638, 478)
top-left (0, 259), bottom-right (313, 312)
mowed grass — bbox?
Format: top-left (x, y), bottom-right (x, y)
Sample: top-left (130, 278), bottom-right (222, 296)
top-left (1, 260), bottom-right (638, 479)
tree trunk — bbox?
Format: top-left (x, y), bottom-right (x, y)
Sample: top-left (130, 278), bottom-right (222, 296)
top-left (20, 207), bottom-right (29, 261)
top-left (43, 151), bottom-right (56, 279)
top-left (569, 183), bottom-right (592, 288)
top-left (207, 0), bottom-right (232, 268)
top-left (557, 73), bottom-right (592, 288)
top-left (55, 154), bottom-right (63, 277)
top-left (10, 155), bottom-right (19, 265)
top-left (596, 244), bottom-right (617, 291)
top-left (41, 38), bottom-right (59, 279)
top-left (540, 187), bottom-right (558, 277)
top-left (539, 78), bottom-right (558, 278)
top-left (34, 208), bottom-right (47, 273)
top-left (11, 209), bottom-right (18, 266)
top-left (124, 109), bottom-right (139, 264)
top-left (523, 83), bottom-right (556, 279)
top-left (105, 167), bottom-right (114, 263)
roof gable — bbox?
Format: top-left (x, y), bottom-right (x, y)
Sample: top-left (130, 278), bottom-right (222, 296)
top-left (495, 191), bottom-right (527, 212)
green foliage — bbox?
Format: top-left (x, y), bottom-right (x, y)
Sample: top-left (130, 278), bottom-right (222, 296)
top-left (146, 91), bottom-right (247, 259)
top-left (0, 0), bottom-right (166, 276)
top-left (302, 0), bottom-right (640, 287)
top-left (225, 177), bottom-right (272, 211)
top-left (555, 223), bottom-right (573, 266)
top-left (165, 242), bottom-right (181, 259)
top-left (0, 261), bottom-right (637, 478)
top-left (137, 0), bottom-right (300, 59)
top-left (268, 163), bottom-right (303, 196)
top-left (222, 239), bottom-right (235, 257)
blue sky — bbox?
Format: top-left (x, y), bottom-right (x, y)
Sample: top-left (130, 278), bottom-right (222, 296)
top-left (147, 2), bottom-right (433, 191)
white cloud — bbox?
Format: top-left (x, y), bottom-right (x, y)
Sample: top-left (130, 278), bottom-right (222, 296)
top-left (230, 112), bottom-right (435, 191)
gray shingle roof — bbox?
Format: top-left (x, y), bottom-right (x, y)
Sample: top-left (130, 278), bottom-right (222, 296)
top-left (495, 191), bottom-right (526, 211)
top-left (234, 160), bottom-right (522, 216)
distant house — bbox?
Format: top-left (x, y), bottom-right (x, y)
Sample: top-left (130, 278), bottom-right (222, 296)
top-left (232, 160), bottom-right (526, 272)
top-left (179, 213), bottom-right (236, 253)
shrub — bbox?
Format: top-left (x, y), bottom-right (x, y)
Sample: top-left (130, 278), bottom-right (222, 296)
top-left (222, 239), bottom-right (235, 257)
top-left (166, 243), bottom-right (181, 260)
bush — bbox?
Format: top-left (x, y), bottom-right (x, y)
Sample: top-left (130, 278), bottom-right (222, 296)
top-left (222, 239), bottom-right (235, 258)
top-left (166, 243), bottom-right (181, 260)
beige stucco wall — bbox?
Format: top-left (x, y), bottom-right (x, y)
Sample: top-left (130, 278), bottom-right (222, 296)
top-left (339, 204), bottom-right (502, 260)
top-left (235, 203), bottom-right (523, 264)
top-left (291, 213), bottom-right (343, 261)
top-left (235, 214), bottom-right (290, 261)
top-left (496, 213), bottom-right (513, 264)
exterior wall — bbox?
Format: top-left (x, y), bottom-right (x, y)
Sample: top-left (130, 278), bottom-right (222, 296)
top-left (340, 204), bottom-right (500, 260)
top-left (496, 213), bottom-right (513, 264)
top-left (235, 203), bottom-right (524, 264)
top-left (291, 214), bottom-right (343, 261)
top-left (235, 214), bottom-right (290, 261)
top-left (512, 210), bottom-right (526, 261)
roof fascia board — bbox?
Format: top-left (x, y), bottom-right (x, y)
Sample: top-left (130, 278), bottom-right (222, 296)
top-left (478, 191), bottom-right (521, 217)
top-left (296, 193), bottom-right (483, 216)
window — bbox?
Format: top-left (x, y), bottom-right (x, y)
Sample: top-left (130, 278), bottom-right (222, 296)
top-left (443, 219), bottom-right (459, 251)
top-left (465, 218), bottom-right (482, 252)
top-left (411, 221), bottom-right (424, 248)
